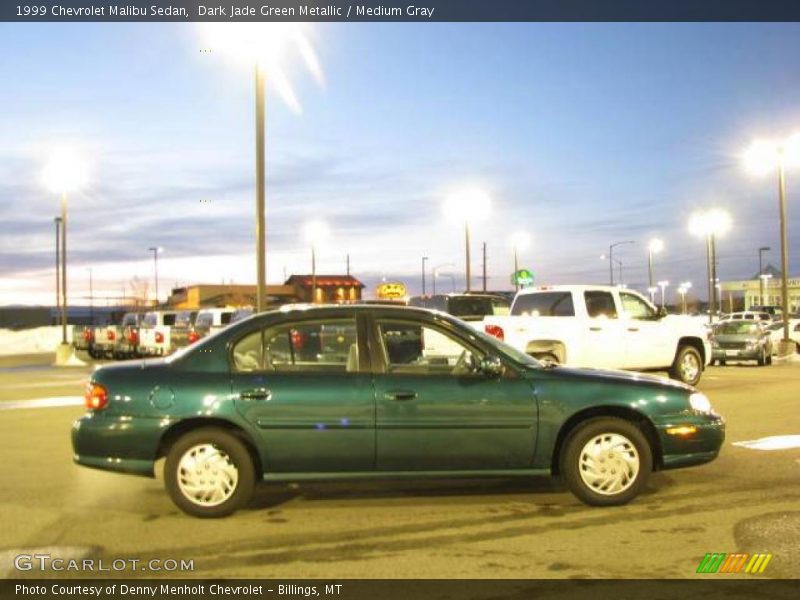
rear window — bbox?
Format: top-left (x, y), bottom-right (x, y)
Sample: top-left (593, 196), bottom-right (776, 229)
top-left (447, 296), bottom-right (499, 318)
top-left (195, 313), bottom-right (213, 327)
top-left (221, 311), bottom-right (234, 325)
top-left (121, 313), bottom-right (139, 327)
top-left (163, 314), bottom-right (177, 326)
top-left (142, 313), bottom-right (157, 327)
top-left (511, 292), bottom-right (575, 317)
top-left (584, 291), bottom-right (618, 319)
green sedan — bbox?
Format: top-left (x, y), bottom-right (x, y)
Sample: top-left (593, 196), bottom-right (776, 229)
top-left (72, 305), bottom-right (724, 517)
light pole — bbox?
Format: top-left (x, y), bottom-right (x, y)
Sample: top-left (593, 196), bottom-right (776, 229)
top-left (757, 246), bottom-right (771, 306)
top-left (608, 241), bottom-right (635, 286)
top-left (421, 256), bottom-right (428, 295)
top-left (510, 231), bottom-right (531, 291)
top-left (43, 150), bottom-right (87, 348)
top-left (304, 220), bottom-right (330, 304)
top-left (648, 238), bottom-right (664, 289)
top-left (54, 217), bottom-right (61, 328)
top-left (647, 286), bottom-right (658, 304)
top-left (443, 189), bottom-right (491, 293)
top-left (148, 247), bottom-right (162, 306)
top-left (677, 281), bottom-right (691, 314)
top-left (200, 24), bottom-right (324, 313)
top-left (657, 280), bottom-right (669, 309)
top-left (87, 267), bottom-right (94, 324)
top-left (600, 254), bottom-right (624, 286)
top-left (744, 134), bottom-right (800, 348)
top-left (760, 273), bottom-right (773, 307)
top-left (689, 209), bottom-right (731, 324)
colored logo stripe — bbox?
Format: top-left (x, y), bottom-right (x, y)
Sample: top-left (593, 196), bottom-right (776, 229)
top-left (697, 553), bottom-right (726, 573)
top-left (697, 553), bottom-right (772, 575)
top-left (744, 553), bottom-right (772, 574)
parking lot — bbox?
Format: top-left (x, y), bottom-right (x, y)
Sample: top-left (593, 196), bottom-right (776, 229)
top-left (1, 352), bottom-right (798, 579)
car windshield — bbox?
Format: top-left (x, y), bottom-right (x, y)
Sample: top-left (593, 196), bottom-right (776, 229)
top-left (716, 322), bottom-right (761, 335)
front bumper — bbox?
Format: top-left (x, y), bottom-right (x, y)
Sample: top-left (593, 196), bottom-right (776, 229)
top-left (655, 413), bottom-right (725, 470)
top-left (71, 412), bottom-right (168, 477)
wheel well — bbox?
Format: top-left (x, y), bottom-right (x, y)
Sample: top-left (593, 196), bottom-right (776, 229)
top-left (550, 406), bottom-right (663, 475)
top-left (677, 336), bottom-right (705, 364)
top-left (525, 341), bottom-right (566, 363)
top-left (155, 417), bottom-right (263, 475)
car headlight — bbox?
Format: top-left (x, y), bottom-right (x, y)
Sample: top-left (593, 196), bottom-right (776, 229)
top-left (689, 392), bottom-right (712, 413)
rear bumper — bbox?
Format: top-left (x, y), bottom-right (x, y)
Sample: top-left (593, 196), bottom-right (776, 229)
top-left (71, 412), bottom-right (166, 477)
top-left (712, 347), bottom-right (762, 361)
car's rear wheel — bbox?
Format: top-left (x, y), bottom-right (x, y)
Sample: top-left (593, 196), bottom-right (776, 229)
top-left (560, 417), bottom-right (652, 506)
top-left (669, 345), bottom-right (703, 385)
top-left (164, 427), bottom-right (255, 518)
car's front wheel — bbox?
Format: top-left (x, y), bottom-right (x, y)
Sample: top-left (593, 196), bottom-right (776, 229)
top-left (669, 345), bottom-right (703, 385)
top-left (164, 427), bottom-right (255, 518)
top-left (560, 417), bottom-right (652, 506)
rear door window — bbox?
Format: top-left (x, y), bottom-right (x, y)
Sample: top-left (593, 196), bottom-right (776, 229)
top-left (511, 292), bottom-right (575, 317)
top-left (584, 291), bottom-right (618, 319)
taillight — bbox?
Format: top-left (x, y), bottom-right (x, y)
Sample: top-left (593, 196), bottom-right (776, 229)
top-left (155, 331), bottom-right (164, 344)
top-left (291, 329), bottom-right (307, 349)
top-left (127, 328), bottom-right (138, 344)
top-left (485, 324), bottom-right (504, 341)
top-left (83, 329), bottom-right (93, 341)
top-left (84, 382), bottom-right (109, 410)
top-left (188, 330), bottom-right (200, 344)
top-left (107, 330), bottom-right (116, 341)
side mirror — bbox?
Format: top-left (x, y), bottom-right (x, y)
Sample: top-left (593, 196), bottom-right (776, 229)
top-left (480, 355), bottom-right (505, 378)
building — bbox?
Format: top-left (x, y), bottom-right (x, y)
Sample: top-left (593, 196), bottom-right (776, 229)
top-left (166, 275), bottom-right (365, 309)
top-left (284, 275), bottom-right (365, 303)
top-left (720, 265), bottom-right (800, 313)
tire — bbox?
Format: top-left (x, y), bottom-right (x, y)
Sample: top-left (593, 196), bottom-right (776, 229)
top-left (669, 345), bottom-right (703, 385)
top-left (757, 348), bottom-right (766, 367)
top-left (164, 427), bottom-right (256, 518)
top-left (534, 352), bottom-right (560, 365)
top-left (766, 353), bottom-right (773, 366)
top-left (560, 417), bottom-right (652, 507)
top-left (88, 346), bottom-right (102, 360)
top-left (719, 359), bottom-right (726, 366)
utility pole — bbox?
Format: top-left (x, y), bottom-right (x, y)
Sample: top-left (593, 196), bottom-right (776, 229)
top-left (421, 256), bottom-right (428, 295)
top-left (54, 217), bottom-right (61, 327)
top-left (346, 253), bottom-right (350, 276)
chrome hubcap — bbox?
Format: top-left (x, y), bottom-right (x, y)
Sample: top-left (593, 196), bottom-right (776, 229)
top-left (680, 353), bottom-right (700, 382)
top-left (177, 443), bottom-right (238, 507)
top-left (578, 433), bottom-right (640, 495)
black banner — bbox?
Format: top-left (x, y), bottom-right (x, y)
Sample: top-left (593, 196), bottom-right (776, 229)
top-left (3, 579), bottom-right (800, 600)
top-left (3, 0), bottom-right (800, 23)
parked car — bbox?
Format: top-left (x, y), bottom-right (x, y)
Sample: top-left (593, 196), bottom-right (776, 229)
top-left (718, 311), bottom-right (772, 323)
top-left (710, 321), bottom-right (773, 366)
top-left (169, 310), bottom-right (200, 352)
top-left (483, 285), bottom-right (711, 385)
top-left (72, 324), bottom-right (102, 359)
top-left (93, 312), bottom-right (144, 359)
top-left (73, 304), bottom-right (724, 518)
top-left (138, 310), bottom-right (179, 357)
top-left (408, 293), bottom-right (511, 321)
top-left (749, 305), bottom-right (784, 320)
top-left (192, 308), bottom-right (237, 341)
top-left (766, 319), bottom-right (800, 354)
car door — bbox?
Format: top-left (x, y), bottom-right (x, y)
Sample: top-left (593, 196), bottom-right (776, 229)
top-left (229, 314), bottom-right (375, 473)
top-left (371, 317), bottom-right (537, 471)
top-left (581, 290), bottom-right (625, 369)
top-left (619, 291), bottom-right (673, 368)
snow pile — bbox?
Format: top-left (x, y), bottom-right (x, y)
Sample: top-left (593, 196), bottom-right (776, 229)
top-left (0, 326), bottom-right (74, 356)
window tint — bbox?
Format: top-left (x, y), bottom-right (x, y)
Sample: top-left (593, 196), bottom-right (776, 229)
top-left (163, 314), bottom-right (177, 326)
top-left (512, 292), bottom-right (575, 317)
top-left (378, 321), bottom-right (481, 376)
top-left (221, 311), bottom-right (234, 325)
top-left (620, 292), bottom-right (656, 320)
top-left (584, 291), bottom-right (618, 319)
top-left (232, 319), bottom-right (358, 373)
top-left (447, 296), bottom-right (504, 318)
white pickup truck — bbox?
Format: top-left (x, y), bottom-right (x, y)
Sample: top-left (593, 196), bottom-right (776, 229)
top-left (138, 310), bottom-right (179, 357)
top-left (483, 285), bottom-right (711, 385)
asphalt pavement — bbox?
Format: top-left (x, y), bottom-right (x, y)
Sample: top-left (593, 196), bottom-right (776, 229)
top-left (1, 353), bottom-right (798, 579)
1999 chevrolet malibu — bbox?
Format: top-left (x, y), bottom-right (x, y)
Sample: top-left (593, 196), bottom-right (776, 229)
top-left (72, 305), bottom-right (724, 517)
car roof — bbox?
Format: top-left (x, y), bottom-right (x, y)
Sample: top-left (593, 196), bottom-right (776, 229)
top-left (515, 285), bottom-right (641, 295)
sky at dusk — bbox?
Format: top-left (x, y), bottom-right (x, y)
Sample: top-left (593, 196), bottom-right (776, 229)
top-left (1, 22), bottom-right (800, 306)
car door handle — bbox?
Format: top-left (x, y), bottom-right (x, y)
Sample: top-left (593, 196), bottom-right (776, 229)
top-left (240, 387), bottom-right (272, 401)
top-left (384, 390), bottom-right (418, 402)
top-left (627, 327), bottom-right (640, 332)
top-left (589, 327), bottom-right (603, 332)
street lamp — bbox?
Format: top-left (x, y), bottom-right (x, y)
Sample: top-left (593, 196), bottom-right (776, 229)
top-left (757, 246), bottom-right (771, 307)
top-left (600, 254), bottom-right (624, 286)
top-left (648, 238), bottom-right (664, 289)
top-left (744, 134), bottom-right (800, 347)
top-left (607, 241), bottom-right (635, 286)
top-left (421, 256), bottom-right (429, 295)
top-left (510, 231), bottom-right (531, 291)
top-left (443, 189), bottom-right (491, 292)
top-left (304, 220), bottom-right (330, 304)
top-left (657, 280), bottom-right (669, 309)
top-left (689, 208), bottom-right (731, 323)
top-left (759, 273), bottom-right (773, 307)
top-left (148, 247), bottom-right (163, 306)
top-left (200, 24), bottom-right (323, 313)
top-left (43, 149), bottom-right (88, 347)
top-left (677, 281), bottom-right (692, 314)
top-left (647, 286), bottom-right (658, 304)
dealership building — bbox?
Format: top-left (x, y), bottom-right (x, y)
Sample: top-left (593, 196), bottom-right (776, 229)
top-left (720, 266), bottom-right (800, 313)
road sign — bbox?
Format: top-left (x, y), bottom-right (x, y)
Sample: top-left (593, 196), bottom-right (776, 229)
top-left (512, 269), bottom-right (534, 287)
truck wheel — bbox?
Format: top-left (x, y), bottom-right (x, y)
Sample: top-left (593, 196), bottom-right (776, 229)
top-left (532, 352), bottom-right (560, 365)
top-left (669, 345), bottom-right (702, 385)
top-left (560, 417), bottom-right (652, 506)
top-left (164, 427), bottom-right (255, 518)
top-left (757, 348), bottom-right (766, 367)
